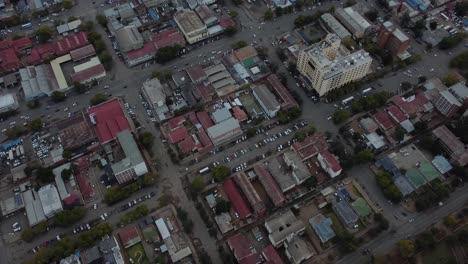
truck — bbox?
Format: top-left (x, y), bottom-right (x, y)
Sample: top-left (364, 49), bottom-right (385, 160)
top-left (21, 23), bottom-right (33, 29)
top-left (15, 147), bottom-right (20, 157)
top-left (19, 145), bottom-right (24, 155)
top-left (8, 150), bottom-right (13, 160)
top-left (361, 87), bottom-right (373, 96)
top-left (341, 96), bottom-right (355, 105)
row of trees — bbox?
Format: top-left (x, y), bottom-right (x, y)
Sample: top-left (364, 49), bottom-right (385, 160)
top-left (104, 173), bottom-right (159, 204)
top-left (27, 223), bottom-right (113, 264)
top-left (176, 207), bottom-right (194, 234)
top-left (80, 20), bottom-right (113, 70)
top-left (277, 107), bottom-right (302, 124)
top-left (439, 34), bottom-right (465, 50)
top-left (119, 205), bottom-right (149, 225)
top-left (55, 207), bottom-right (86, 227)
top-left (5, 117), bottom-right (43, 139)
top-left (21, 222), bottom-right (49, 242)
top-left (414, 179), bottom-right (450, 211)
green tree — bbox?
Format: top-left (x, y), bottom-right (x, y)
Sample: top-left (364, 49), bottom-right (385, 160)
top-left (143, 172), bottom-right (159, 186)
top-left (104, 186), bottom-right (130, 205)
top-left (99, 51), bottom-right (113, 70)
top-left (224, 26), bottom-right (238, 36)
top-left (454, 1), bottom-right (468, 17)
top-left (96, 14), bottom-right (107, 27)
top-left (30, 118), bottom-right (43, 132)
top-left (139, 131), bottom-right (154, 149)
top-left (229, 10), bottom-right (238, 18)
top-left (400, 13), bottom-right (410, 28)
top-left (354, 149), bottom-right (374, 163)
top-left (73, 81), bottom-right (87, 94)
top-left (36, 26), bottom-right (53, 43)
top-left (61, 167), bottom-right (72, 180)
top-left (90, 93), bottom-right (107, 106)
top-left (332, 109), bottom-right (351, 124)
top-left (55, 208), bottom-right (86, 226)
top-left (27, 100), bottom-right (40, 109)
top-left (364, 10), bottom-right (378, 22)
top-left (215, 200), bottom-right (231, 214)
top-left (212, 165), bottom-right (230, 182)
top-left (429, 21), bottom-right (438, 30)
top-left (51, 91), bottom-right (66, 102)
top-left (443, 73), bottom-right (459, 86)
top-left (37, 167), bottom-right (54, 183)
top-left (444, 215), bottom-right (457, 228)
top-left (275, 7), bottom-right (283, 17)
top-left (232, 40), bottom-right (247, 49)
top-left (439, 34), bottom-right (465, 50)
top-left (399, 240), bottom-right (415, 258)
top-left (414, 121), bottom-right (428, 133)
top-left (263, 9), bottom-right (274, 21)
top-left (156, 45), bottom-right (181, 63)
top-left (394, 127), bottom-right (406, 141)
top-left (191, 176), bottom-right (206, 192)
top-left (62, 0), bottom-right (73, 9)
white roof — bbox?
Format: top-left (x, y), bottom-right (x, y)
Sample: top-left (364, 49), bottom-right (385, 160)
top-left (50, 55), bottom-right (72, 91)
top-left (53, 163), bottom-right (72, 200)
top-left (207, 117), bottom-right (240, 139)
top-left (155, 218), bottom-right (170, 239)
top-left (73, 56), bottom-right (101, 72)
top-left (23, 189), bottom-right (46, 226)
top-left (38, 184), bottom-right (63, 217)
top-left (0, 93), bottom-right (17, 109)
top-left (211, 107), bottom-right (232, 123)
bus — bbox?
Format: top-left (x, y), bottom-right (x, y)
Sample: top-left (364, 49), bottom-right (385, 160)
top-left (361, 87), bottom-right (373, 96)
top-left (21, 23), bottom-right (33, 29)
top-left (341, 96), bottom-right (355, 105)
top-left (199, 167), bottom-right (210, 174)
top-left (441, 13), bottom-right (449, 21)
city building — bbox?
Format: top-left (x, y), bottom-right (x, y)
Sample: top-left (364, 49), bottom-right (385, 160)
top-left (320, 13), bottom-right (351, 40)
top-left (297, 34), bottom-right (372, 96)
top-left (284, 235), bottom-right (314, 264)
top-left (291, 133), bottom-right (329, 161)
top-left (70, 44), bottom-right (96, 62)
top-left (211, 107), bottom-right (232, 124)
top-left (333, 200), bottom-right (359, 227)
top-left (253, 165), bottom-right (287, 207)
top-left (252, 85), bottom-right (280, 118)
top-left (19, 65), bottom-right (59, 100)
top-left (234, 172), bottom-right (266, 216)
top-left (0, 193), bottom-right (24, 217)
top-left (0, 93), bottom-right (18, 113)
top-left (117, 225), bottom-right (141, 249)
top-left (266, 74), bottom-right (299, 110)
top-left (152, 28), bottom-right (186, 49)
top-left (87, 98), bottom-right (132, 144)
top-left (264, 209), bottom-right (305, 247)
top-left (111, 130), bottom-right (148, 184)
top-left (432, 125), bottom-right (468, 167)
top-left (309, 214), bottom-right (336, 243)
top-left (204, 63), bottom-right (237, 96)
top-left (334, 6), bottom-right (371, 38)
top-left (115, 25), bottom-right (144, 52)
top-left (124, 41), bottom-right (157, 67)
top-left (99, 235), bottom-right (125, 264)
top-left (432, 90), bottom-right (462, 117)
top-left (23, 188), bottom-right (46, 226)
top-left (174, 9), bottom-right (208, 44)
top-left (56, 19), bottom-right (82, 36)
top-left (206, 117), bottom-right (242, 146)
top-left (141, 0), bottom-right (160, 7)
top-left (56, 112), bottom-right (96, 150)
top-left (283, 151), bottom-right (311, 184)
top-left (81, 246), bottom-right (102, 264)
top-left (223, 177), bottom-right (252, 219)
top-left (267, 156), bottom-right (297, 192)
top-left (71, 64), bottom-right (107, 84)
top-left (432, 155), bottom-right (453, 175)
top-left (317, 150), bottom-right (342, 178)
top-left (0, 48), bottom-right (20, 73)
top-left (141, 78), bottom-right (166, 108)
top-left (377, 21), bottom-right (410, 56)
top-left (227, 234), bottom-right (284, 264)
top-left (195, 5), bottom-right (218, 26)
top-left (38, 184), bottom-right (63, 218)
top-left (373, 111), bottom-right (394, 131)
top-left (54, 32), bottom-right (89, 56)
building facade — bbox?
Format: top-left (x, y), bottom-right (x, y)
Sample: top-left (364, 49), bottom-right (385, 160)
top-left (432, 90), bottom-right (462, 117)
top-left (174, 9), bottom-right (208, 44)
top-left (252, 85), bottom-right (280, 118)
top-left (297, 34), bottom-right (372, 96)
top-left (377, 21), bottom-right (410, 56)
top-left (0, 93), bottom-right (19, 113)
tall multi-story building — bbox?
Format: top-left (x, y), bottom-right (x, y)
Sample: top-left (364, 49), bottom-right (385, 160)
top-left (377, 21), bottom-right (410, 56)
top-left (297, 34), bottom-right (372, 96)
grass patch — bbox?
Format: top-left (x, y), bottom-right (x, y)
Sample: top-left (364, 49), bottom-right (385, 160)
top-left (420, 242), bottom-right (455, 264)
top-left (326, 212), bottom-right (345, 234)
top-left (126, 242), bottom-right (150, 264)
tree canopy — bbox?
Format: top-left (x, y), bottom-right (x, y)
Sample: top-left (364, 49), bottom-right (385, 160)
top-left (212, 166), bottom-right (230, 182)
top-left (90, 93), bottom-right (107, 106)
top-left (191, 176), bottom-right (206, 192)
top-left (399, 240), bottom-right (416, 258)
top-left (332, 109), bottom-right (351, 124)
top-left (36, 26), bottom-right (53, 43)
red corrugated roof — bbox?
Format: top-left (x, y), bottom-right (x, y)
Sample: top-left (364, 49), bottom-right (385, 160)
top-left (197, 129), bottom-right (213, 148)
top-left (254, 165), bottom-right (286, 207)
top-left (240, 254), bottom-right (262, 264)
top-left (118, 226), bottom-right (141, 247)
top-left (391, 92), bottom-right (429, 116)
top-left (178, 136), bottom-right (196, 154)
top-left (195, 83), bottom-right (214, 101)
top-left (167, 126), bottom-right (189, 143)
top-left (70, 44), bottom-right (96, 61)
top-left (262, 245), bottom-right (284, 264)
top-left (232, 106), bottom-right (248, 122)
top-left (126, 41), bottom-right (156, 61)
top-left (54, 32), bottom-right (89, 56)
top-left (234, 172), bottom-right (265, 216)
top-left (188, 111), bottom-right (199, 126)
top-left (12, 37), bottom-right (32, 52)
top-left (26, 49), bottom-right (41, 65)
top-left (319, 150), bottom-right (342, 173)
top-left (223, 178), bottom-right (251, 219)
top-left (386, 105), bottom-right (406, 123)
top-left (63, 194), bottom-right (80, 205)
top-left (71, 64), bottom-right (106, 83)
top-left (152, 28), bottom-right (185, 49)
top-left (373, 111), bottom-right (394, 130)
top-left (168, 115), bottom-right (186, 130)
top-left (0, 39), bottom-right (12, 50)
top-left (0, 48), bottom-right (20, 72)
top-left (186, 65), bottom-right (206, 83)
top-left (291, 133), bottom-right (329, 161)
top-left (87, 98), bottom-right (131, 143)
top-left (227, 233), bottom-right (256, 262)
top-left (196, 111), bottom-right (214, 129)
top-left (37, 43), bottom-right (56, 58)
top-left (75, 158), bottom-right (94, 199)
top-left (220, 18), bottom-right (236, 29)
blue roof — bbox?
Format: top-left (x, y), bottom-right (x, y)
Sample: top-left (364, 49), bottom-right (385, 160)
top-left (0, 138), bottom-right (23, 152)
top-left (309, 214), bottom-right (336, 243)
top-left (376, 157), bottom-right (401, 178)
top-left (148, 8), bottom-right (159, 21)
top-left (333, 200), bottom-right (358, 225)
top-left (432, 155), bottom-right (453, 174)
top-left (340, 188), bottom-right (351, 199)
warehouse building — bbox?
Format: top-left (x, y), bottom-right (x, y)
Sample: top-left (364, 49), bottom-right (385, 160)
top-left (252, 85), bottom-right (280, 118)
top-left (0, 93), bottom-right (19, 113)
top-left (206, 117), bottom-right (242, 146)
top-left (234, 172), bottom-right (266, 216)
top-left (111, 130), bottom-right (148, 184)
top-left (174, 9), bottom-right (208, 44)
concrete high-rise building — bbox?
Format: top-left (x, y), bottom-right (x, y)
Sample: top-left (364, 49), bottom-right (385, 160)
top-left (297, 34), bottom-right (372, 96)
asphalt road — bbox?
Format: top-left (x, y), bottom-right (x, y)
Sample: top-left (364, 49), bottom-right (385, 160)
top-left (1, 0), bottom-right (468, 263)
